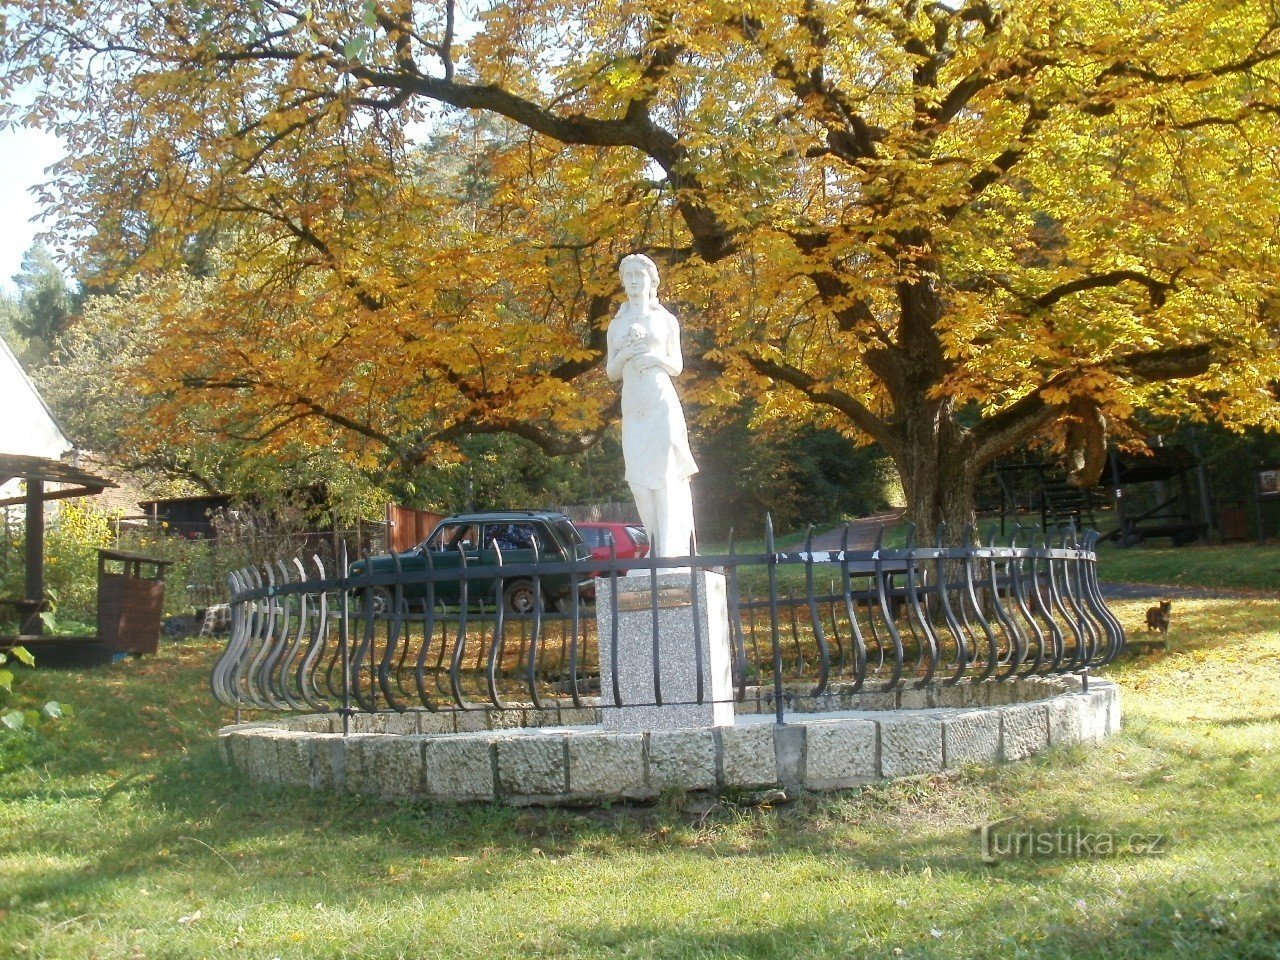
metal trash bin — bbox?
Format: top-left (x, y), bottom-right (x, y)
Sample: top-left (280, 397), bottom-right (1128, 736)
top-left (97, 549), bottom-right (173, 655)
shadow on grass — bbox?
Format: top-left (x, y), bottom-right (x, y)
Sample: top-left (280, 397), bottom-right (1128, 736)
top-left (5, 713), bottom-right (1278, 960)
top-left (5, 629), bottom-right (1278, 960)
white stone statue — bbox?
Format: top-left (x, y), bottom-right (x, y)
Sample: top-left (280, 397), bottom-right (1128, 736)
top-left (606, 254), bottom-right (698, 559)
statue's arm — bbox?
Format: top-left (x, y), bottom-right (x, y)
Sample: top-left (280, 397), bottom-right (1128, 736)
top-left (605, 320), bottom-right (626, 382)
top-left (657, 311), bottom-right (684, 377)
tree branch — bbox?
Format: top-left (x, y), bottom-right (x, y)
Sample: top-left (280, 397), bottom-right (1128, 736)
top-left (351, 68), bottom-right (736, 261)
top-left (1032, 269), bottom-right (1174, 310)
top-left (733, 11), bottom-right (881, 161)
top-left (968, 341), bottom-right (1217, 466)
top-left (741, 354), bottom-right (893, 448)
top-left (1115, 343), bottom-right (1214, 381)
top-left (942, 98), bottom-right (1052, 220)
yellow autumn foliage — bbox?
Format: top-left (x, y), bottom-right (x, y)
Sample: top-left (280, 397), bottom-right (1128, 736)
top-left (4, 0), bottom-right (1279, 529)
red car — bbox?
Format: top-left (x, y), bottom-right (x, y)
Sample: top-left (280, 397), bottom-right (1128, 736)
top-left (575, 521), bottom-right (650, 563)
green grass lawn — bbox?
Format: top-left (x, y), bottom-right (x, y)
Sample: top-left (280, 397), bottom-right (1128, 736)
top-left (2, 598), bottom-right (1278, 959)
top-left (1094, 542), bottom-right (1280, 592)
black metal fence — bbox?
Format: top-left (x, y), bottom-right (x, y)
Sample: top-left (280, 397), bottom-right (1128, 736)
top-left (211, 522), bottom-right (1125, 725)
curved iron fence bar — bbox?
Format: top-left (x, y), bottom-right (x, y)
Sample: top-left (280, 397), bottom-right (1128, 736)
top-left (931, 527), bottom-right (970, 686)
top-left (901, 524), bottom-right (941, 689)
top-left (648, 559), bottom-right (663, 707)
top-left (485, 546), bottom-right (509, 710)
top-left (838, 523), bottom-right (869, 693)
top-left (275, 559), bottom-right (308, 709)
top-left (1018, 527), bottom-right (1049, 675)
top-left (337, 543), bottom-right (352, 732)
top-left (1075, 528), bottom-right (1103, 665)
top-left (1024, 533), bottom-right (1055, 678)
top-left (242, 564), bottom-right (277, 709)
top-left (257, 561), bottom-right (288, 706)
top-left (210, 569), bottom-right (244, 708)
top-left (261, 562), bottom-right (290, 709)
top-left (983, 529), bottom-right (1023, 681)
top-left (958, 528), bottom-right (999, 682)
top-left (349, 551), bottom-right (378, 713)
top-left (872, 526), bottom-right (906, 690)
top-left (566, 549), bottom-right (586, 710)
top-left (243, 565), bottom-right (267, 706)
top-left (322, 608), bottom-right (344, 703)
top-left (214, 524), bottom-right (1128, 717)
top-left (1055, 526), bottom-right (1085, 669)
top-left (275, 557), bottom-right (310, 710)
top-left (765, 516), bottom-right (785, 722)
top-left (1065, 526), bottom-right (1101, 667)
top-left (376, 549), bottom-right (407, 713)
top-left (823, 528), bottom-right (847, 673)
top-left (1043, 528), bottom-right (1083, 672)
top-left (1007, 527), bottom-right (1046, 679)
top-left (266, 560), bottom-right (300, 710)
top-left (896, 525), bottom-right (927, 681)
top-left (393, 614), bottom-right (416, 704)
top-left (413, 546), bottom-right (440, 711)
top-left (842, 528), bottom-right (870, 689)
top-left (450, 545), bottom-right (472, 710)
top-left (691, 542), bottom-right (711, 706)
top-left (238, 566), bottom-right (264, 708)
top-left (864, 583), bottom-right (887, 673)
top-left (1024, 531), bottom-right (1064, 673)
top-left (1083, 529), bottom-right (1126, 664)
top-left (296, 555), bottom-right (330, 711)
top-left (607, 560), bottom-right (623, 709)
top-left (1038, 527), bottom-right (1070, 669)
top-left (801, 527), bottom-right (831, 697)
top-left (726, 529), bottom-right (749, 702)
top-left (210, 570), bottom-right (237, 705)
top-left (783, 589), bottom-right (800, 675)
top-left (240, 567), bottom-right (268, 709)
top-left (525, 538), bottom-right (545, 711)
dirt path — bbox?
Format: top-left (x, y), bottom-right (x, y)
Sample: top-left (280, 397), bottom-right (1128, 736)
top-left (806, 510), bottom-right (906, 551)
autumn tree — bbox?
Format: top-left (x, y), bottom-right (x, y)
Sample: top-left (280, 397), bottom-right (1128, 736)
top-left (5, 0), bottom-right (1280, 532)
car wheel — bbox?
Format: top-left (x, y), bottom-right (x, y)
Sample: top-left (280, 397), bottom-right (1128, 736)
top-left (502, 579), bottom-right (539, 616)
top-left (364, 586), bottom-right (393, 617)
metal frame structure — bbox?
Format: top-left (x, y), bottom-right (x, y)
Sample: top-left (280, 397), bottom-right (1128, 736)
top-left (212, 522), bottom-right (1126, 730)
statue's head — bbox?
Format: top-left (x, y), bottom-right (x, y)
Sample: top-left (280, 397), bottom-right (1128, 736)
top-left (619, 253), bottom-right (660, 298)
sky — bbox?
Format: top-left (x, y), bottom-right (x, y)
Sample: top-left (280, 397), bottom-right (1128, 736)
top-left (0, 123), bottom-right (65, 297)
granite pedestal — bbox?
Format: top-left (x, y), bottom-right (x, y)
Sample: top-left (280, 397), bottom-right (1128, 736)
top-left (596, 570), bottom-right (735, 731)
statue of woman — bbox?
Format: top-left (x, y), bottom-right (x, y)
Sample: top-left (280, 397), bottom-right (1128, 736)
top-left (606, 254), bottom-right (698, 559)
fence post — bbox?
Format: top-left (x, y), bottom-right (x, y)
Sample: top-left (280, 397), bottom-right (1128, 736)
top-left (766, 515), bottom-right (785, 725)
top-left (339, 541), bottom-right (352, 736)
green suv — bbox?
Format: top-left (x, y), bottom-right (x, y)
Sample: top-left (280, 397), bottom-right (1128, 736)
top-left (348, 511), bottom-right (595, 615)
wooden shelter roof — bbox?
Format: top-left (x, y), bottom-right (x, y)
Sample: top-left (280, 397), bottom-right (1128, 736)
top-left (0, 454), bottom-right (115, 507)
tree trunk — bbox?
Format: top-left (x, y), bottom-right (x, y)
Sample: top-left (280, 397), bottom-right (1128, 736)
top-left (882, 260), bottom-right (983, 543)
top-left (893, 422), bottom-right (981, 544)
